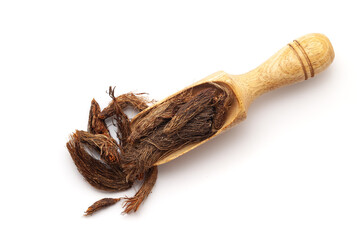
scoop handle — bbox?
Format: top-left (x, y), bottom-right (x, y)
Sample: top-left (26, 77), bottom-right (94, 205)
top-left (232, 33), bottom-right (335, 108)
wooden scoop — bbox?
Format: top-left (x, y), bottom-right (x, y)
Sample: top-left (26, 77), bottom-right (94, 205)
top-left (136, 33), bottom-right (334, 166)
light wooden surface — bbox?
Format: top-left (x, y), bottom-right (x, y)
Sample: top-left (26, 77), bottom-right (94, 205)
top-left (154, 33), bottom-right (334, 166)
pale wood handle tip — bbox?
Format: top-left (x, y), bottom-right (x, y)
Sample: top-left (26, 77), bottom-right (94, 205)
top-left (232, 33), bottom-right (335, 108)
top-left (290, 33), bottom-right (335, 79)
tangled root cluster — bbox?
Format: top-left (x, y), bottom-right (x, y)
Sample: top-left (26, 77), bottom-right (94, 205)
top-left (67, 83), bottom-right (233, 215)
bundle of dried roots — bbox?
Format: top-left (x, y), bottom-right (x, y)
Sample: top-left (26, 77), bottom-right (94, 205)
top-left (66, 82), bottom-right (233, 215)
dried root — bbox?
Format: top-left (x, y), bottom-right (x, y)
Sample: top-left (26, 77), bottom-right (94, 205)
top-left (88, 99), bottom-right (110, 136)
top-left (66, 132), bottom-right (131, 192)
top-left (67, 82), bottom-right (233, 215)
top-left (122, 166), bottom-right (158, 214)
top-left (84, 198), bottom-right (122, 216)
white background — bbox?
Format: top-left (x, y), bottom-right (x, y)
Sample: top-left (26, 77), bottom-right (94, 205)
top-left (1, 0), bottom-right (359, 239)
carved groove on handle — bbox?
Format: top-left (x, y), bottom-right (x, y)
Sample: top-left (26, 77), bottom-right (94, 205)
top-left (293, 40), bottom-right (314, 78)
top-left (287, 42), bottom-right (308, 80)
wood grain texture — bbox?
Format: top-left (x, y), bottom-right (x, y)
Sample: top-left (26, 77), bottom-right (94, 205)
top-left (153, 33), bottom-right (335, 165)
top-left (232, 33), bottom-right (334, 111)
